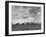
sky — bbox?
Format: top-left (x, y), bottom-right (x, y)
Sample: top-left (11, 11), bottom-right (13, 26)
top-left (11, 5), bottom-right (41, 24)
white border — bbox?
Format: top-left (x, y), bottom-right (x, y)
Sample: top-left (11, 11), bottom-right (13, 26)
top-left (9, 3), bottom-right (44, 35)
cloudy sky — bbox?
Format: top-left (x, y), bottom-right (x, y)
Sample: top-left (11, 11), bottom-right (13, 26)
top-left (11, 6), bottom-right (41, 24)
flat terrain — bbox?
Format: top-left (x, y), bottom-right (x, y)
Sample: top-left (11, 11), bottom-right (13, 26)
top-left (12, 23), bottom-right (41, 31)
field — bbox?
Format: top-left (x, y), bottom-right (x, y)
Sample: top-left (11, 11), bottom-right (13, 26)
top-left (12, 23), bottom-right (41, 31)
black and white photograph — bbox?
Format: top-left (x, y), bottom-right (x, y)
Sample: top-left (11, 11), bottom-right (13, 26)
top-left (5, 1), bottom-right (45, 36)
top-left (12, 5), bottom-right (41, 31)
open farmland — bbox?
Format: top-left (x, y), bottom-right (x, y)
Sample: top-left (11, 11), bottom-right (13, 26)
top-left (12, 23), bottom-right (41, 31)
